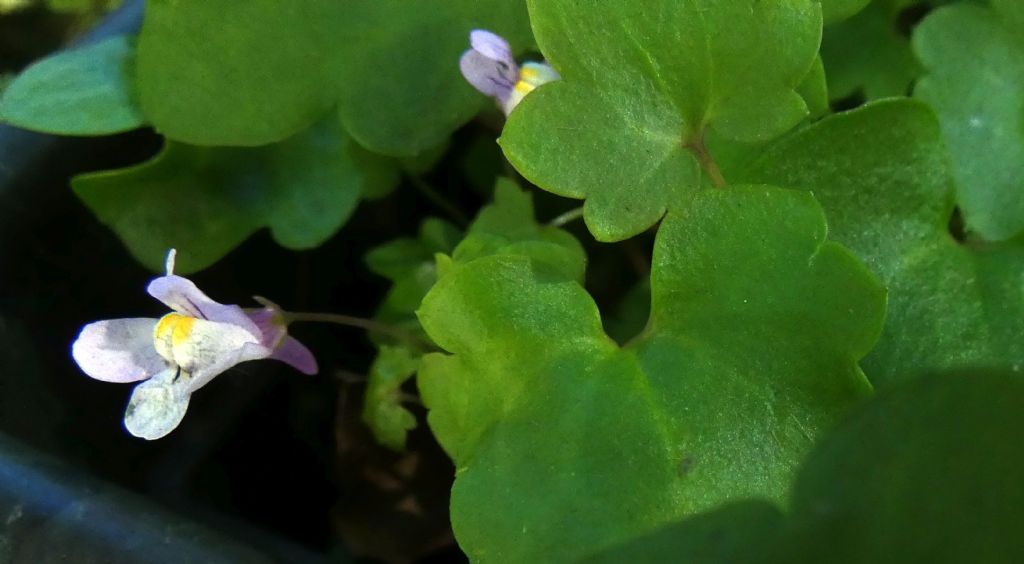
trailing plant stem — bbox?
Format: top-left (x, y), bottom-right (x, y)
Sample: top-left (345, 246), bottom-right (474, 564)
top-left (284, 312), bottom-right (435, 352)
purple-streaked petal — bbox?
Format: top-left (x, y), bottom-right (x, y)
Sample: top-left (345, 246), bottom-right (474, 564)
top-left (470, 30), bottom-right (515, 66)
top-left (246, 308), bottom-right (286, 349)
top-left (124, 367), bottom-right (190, 440)
top-left (269, 336), bottom-right (318, 375)
top-left (460, 51), bottom-right (517, 102)
top-left (71, 318), bottom-right (164, 383)
top-left (147, 275), bottom-right (260, 338)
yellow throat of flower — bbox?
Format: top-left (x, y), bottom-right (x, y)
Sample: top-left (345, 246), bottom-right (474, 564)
top-left (154, 313), bottom-right (196, 364)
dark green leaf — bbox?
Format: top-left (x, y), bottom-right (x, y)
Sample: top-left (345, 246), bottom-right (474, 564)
top-left (73, 120), bottom-right (398, 273)
top-left (587, 369), bottom-right (1024, 564)
top-left (821, 0), bottom-right (921, 102)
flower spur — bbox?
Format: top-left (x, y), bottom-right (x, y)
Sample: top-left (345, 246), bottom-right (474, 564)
top-left (71, 250), bottom-right (317, 440)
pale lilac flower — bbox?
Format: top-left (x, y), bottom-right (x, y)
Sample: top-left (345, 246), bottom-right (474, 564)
top-left (71, 250), bottom-right (317, 440)
top-left (459, 29), bottom-right (560, 115)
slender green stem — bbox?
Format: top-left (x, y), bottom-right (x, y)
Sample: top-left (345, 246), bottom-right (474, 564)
top-left (283, 311), bottom-right (436, 352)
top-left (408, 175), bottom-right (469, 227)
top-left (548, 206), bottom-right (585, 228)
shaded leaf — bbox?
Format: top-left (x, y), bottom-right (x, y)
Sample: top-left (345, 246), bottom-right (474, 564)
top-left (587, 370), bottom-right (1024, 564)
top-left (135, 0), bottom-right (532, 154)
top-left (821, 0), bottom-right (922, 102)
top-left (913, 2), bottom-right (1024, 240)
top-left (362, 346), bottom-right (421, 452)
top-left (73, 120), bottom-right (398, 273)
top-left (0, 35), bottom-right (143, 135)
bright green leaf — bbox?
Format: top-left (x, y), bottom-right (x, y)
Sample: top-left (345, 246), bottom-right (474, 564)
top-left (0, 35), bottom-right (143, 135)
top-left (136, 0), bottom-right (531, 154)
top-left (500, 0), bottom-right (822, 241)
top-left (450, 178), bottom-right (586, 282)
top-left (73, 119), bottom-right (399, 273)
top-left (362, 345), bottom-right (421, 451)
top-left (821, 0), bottom-right (922, 102)
top-left (417, 187), bottom-right (883, 562)
top-left (737, 99), bottom-right (1024, 386)
top-left (913, 2), bottom-right (1024, 240)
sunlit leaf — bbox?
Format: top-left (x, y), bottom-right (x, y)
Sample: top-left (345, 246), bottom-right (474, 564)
top-left (500, 0), bottom-right (822, 241)
top-left (418, 187), bottom-right (884, 562)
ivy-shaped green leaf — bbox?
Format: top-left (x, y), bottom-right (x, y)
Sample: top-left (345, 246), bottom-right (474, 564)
top-left (135, 0), bottom-right (531, 154)
top-left (0, 35), bottom-right (143, 135)
top-left (821, 0), bottom-right (922, 102)
top-left (587, 369), bottom-right (1024, 564)
top-left (500, 0), bottom-right (822, 241)
top-left (736, 99), bottom-right (1024, 386)
top-left (73, 119), bottom-right (398, 273)
top-left (417, 187), bottom-right (884, 562)
top-left (913, 1), bottom-right (1024, 241)
top-left (362, 179), bottom-right (582, 450)
top-left (449, 178), bottom-right (586, 282)
top-left (362, 345), bottom-right (421, 452)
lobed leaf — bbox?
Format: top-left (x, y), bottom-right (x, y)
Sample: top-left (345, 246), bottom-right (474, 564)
top-left (913, 2), bottom-right (1024, 241)
top-left (500, 0), bottom-right (822, 241)
top-left (737, 99), bottom-right (1024, 386)
top-left (362, 345), bottom-right (421, 451)
top-left (417, 187), bottom-right (884, 562)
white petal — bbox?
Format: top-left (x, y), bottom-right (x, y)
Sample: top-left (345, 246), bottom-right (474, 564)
top-left (171, 320), bottom-right (272, 393)
top-left (71, 319), bottom-right (163, 383)
top-left (124, 368), bottom-right (191, 440)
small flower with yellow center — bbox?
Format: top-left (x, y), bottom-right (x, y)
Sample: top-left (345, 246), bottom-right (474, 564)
top-left (71, 250), bottom-right (316, 440)
top-left (459, 29), bottom-right (559, 115)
